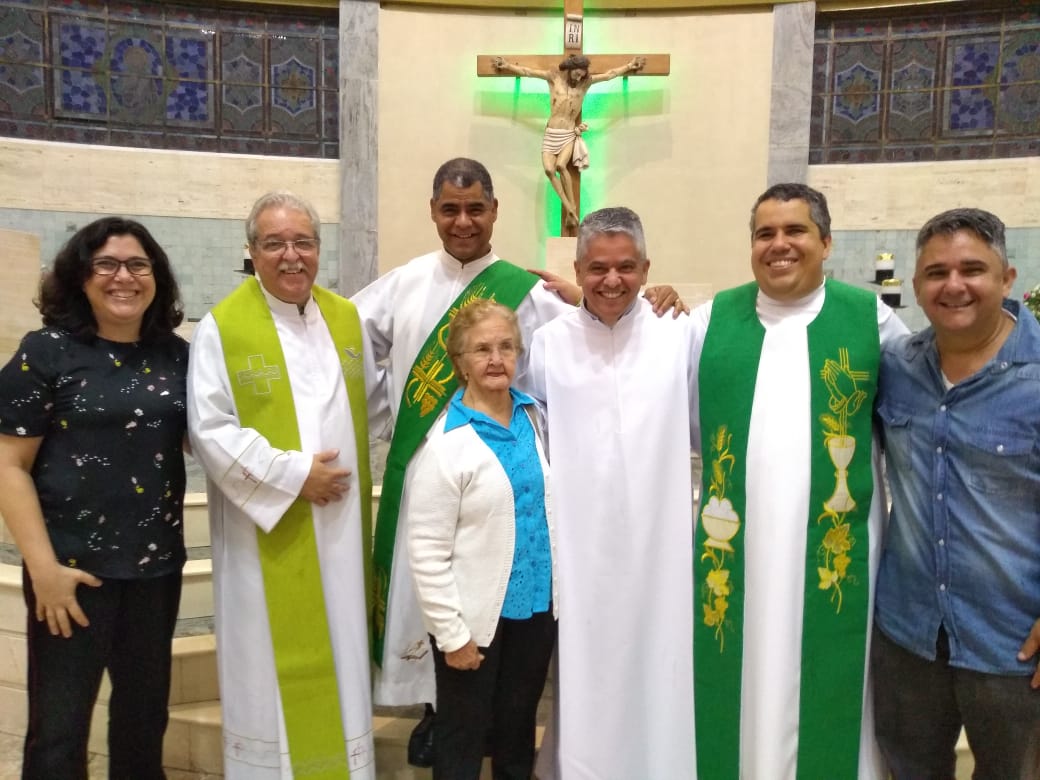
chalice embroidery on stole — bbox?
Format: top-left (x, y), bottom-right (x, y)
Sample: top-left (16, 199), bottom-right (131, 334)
top-left (817, 347), bottom-right (869, 612)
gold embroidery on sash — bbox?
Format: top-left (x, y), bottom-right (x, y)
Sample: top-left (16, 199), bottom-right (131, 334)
top-left (700, 425), bottom-right (741, 650)
top-left (405, 285), bottom-right (495, 417)
top-left (817, 348), bottom-right (869, 612)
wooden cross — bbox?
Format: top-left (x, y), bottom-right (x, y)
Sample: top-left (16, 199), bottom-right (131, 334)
top-left (478, 0), bottom-right (670, 237)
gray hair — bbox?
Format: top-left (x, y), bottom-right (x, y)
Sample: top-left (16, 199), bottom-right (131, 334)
top-left (432, 158), bottom-right (495, 202)
top-left (246, 190), bottom-right (321, 245)
top-left (916, 207), bottom-right (1008, 268)
top-left (750, 183), bottom-right (831, 241)
top-left (576, 207), bottom-right (647, 264)
top-left (446, 299), bottom-right (522, 388)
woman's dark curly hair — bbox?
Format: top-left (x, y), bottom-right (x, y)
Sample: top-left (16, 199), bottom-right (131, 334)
top-left (37, 217), bottom-right (184, 342)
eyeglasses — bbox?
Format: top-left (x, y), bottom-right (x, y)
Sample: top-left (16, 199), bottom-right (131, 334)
top-left (256, 238), bottom-right (320, 256)
top-left (91, 256), bottom-right (154, 276)
top-left (462, 341), bottom-right (519, 361)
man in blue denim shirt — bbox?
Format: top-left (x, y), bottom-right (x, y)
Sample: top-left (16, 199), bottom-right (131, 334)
top-left (874, 208), bottom-right (1040, 779)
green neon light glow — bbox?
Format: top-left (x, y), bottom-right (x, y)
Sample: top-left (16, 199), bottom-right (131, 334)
top-left (472, 14), bottom-right (666, 239)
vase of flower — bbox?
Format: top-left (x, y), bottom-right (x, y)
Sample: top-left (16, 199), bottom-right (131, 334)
top-left (1024, 284), bottom-right (1040, 320)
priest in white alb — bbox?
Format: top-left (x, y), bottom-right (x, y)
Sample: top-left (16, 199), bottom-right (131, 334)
top-left (351, 159), bottom-right (571, 715)
top-left (689, 183), bottom-right (907, 779)
top-left (527, 207), bottom-right (699, 780)
top-left (353, 158), bottom-right (683, 724)
top-left (187, 191), bottom-right (382, 779)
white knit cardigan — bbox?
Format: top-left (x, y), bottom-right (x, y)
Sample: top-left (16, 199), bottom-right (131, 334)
top-left (404, 408), bottom-right (558, 653)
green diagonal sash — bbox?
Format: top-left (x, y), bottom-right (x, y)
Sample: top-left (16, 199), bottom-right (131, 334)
top-left (213, 277), bottom-right (372, 778)
top-left (694, 281), bottom-right (879, 779)
top-left (371, 260), bottom-right (538, 664)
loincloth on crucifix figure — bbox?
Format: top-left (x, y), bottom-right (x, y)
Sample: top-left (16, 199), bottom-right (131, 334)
top-left (542, 125), bottom-right (589, 169)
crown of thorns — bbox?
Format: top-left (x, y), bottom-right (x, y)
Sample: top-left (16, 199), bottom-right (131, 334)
top-left (559, 55), bottom-right (591, 71)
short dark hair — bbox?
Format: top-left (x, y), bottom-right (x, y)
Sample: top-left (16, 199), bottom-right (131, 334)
top-left (38, 217), bottom-right (183, 342)
top-left (559, 54), bottom-right (591, 72)
top-left (431, 158), bottom-right (495, 202)
top-left (750, 183), bottom-right (832, 240)
top-left (916, 207), bottom-right (1008, 268)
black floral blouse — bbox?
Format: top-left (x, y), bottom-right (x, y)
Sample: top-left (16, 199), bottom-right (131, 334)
top-left (0, 328), bottom-right (188, 579)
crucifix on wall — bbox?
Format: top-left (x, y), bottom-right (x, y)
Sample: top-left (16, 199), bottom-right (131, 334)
top-left (477, 0), bottom-right (669, 237)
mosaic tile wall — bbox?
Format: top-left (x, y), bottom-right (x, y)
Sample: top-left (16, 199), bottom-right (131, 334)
top-left (827, 226), bottom-right (1040, 333)
top-left (812, 2), bottom-right (1040, 163)
top-left (0, 0), bottom-right (338, 157)
top-left (0, 206), bottom-right (342, 323)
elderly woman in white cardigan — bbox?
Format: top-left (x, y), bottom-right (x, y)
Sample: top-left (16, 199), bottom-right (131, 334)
top-left (406, 299), bottom-right (558, 780)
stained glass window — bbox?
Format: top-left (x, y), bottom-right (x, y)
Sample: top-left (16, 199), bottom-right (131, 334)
top-left (0, 0), bottom-right (338, 158)
top-left (812, 2), bottom-right (1039, 163)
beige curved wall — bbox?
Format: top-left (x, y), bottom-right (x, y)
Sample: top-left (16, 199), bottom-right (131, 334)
top-left (376, 5), bottom-right (775, 294)
top-left (0, 141), bottom-right (338, 221)
top-left (811, 158), bottom-right (1040, 230)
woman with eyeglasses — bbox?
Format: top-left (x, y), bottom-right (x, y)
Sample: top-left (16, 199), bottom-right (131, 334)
top-left (0, 217), bottom-right (188, 778)
top-left (405, 299), bottom-right (558, 780)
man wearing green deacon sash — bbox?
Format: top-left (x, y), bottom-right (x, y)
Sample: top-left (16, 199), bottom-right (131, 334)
top-left (689, 184), bottom-right (908, 779)
top-left (351, 158), bottom-right (684, 757)
top-left (352, 159), bottom-right (570, 720)
top-left (188, 192), bottom-right (380, 779)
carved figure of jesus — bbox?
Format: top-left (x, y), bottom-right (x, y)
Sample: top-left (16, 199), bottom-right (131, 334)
top-left (492, 54), bottom-right (645, 228)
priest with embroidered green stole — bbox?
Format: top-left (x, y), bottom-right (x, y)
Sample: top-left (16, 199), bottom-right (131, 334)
top-left (351, 159), bottom-right (568, 710)
top-left (689, 184), bottom-right (908, 780)
top-left (187, 191), bottom-right (382, 779)
top-left (352, 157), bottom-right (686, 729)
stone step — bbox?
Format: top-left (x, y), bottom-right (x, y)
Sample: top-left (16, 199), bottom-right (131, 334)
top-left (183, 492), bottom-right (210, 550)
top-left (164, 700), bottom-right (224, 776)
top-left (0, 634), bottom-right (219, 732)
top-left (169, 634), bottom-right (220, 706)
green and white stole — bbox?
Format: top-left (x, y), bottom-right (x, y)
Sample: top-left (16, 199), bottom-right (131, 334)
top-left (212, 277), bottom-right (372, 779)
top-left (370, 260), bottom-right (539, 664)
top-left (694, 281), bottom-right (879, 780)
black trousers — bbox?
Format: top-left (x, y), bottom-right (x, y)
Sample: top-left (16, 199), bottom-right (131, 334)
top-left (872, 625), bottom-right (1040, 780)
top-left (22, 567), bottom-right (182, 780)
top-left (431, 610), bottom-right (556, 780)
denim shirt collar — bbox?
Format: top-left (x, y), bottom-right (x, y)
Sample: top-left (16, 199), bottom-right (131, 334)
top-left (902, 299), bottom-right (1040, 377)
